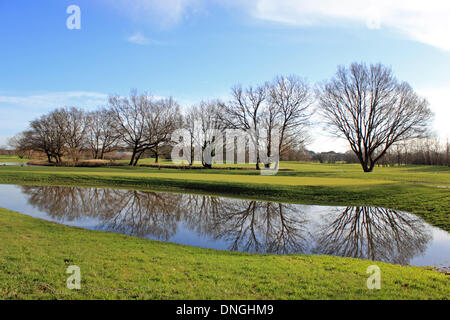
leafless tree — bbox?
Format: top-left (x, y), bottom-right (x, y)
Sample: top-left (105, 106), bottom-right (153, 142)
top-left (317, 63), bottom-right (433, 172)
top-left (183, 107), bottom-right (197, 165)
top-left (185, 100), bottom-right (225, 168)
top-left (86, 108), bottom-right (121, 160)
top-left (268, 75), bottom-right (312, 157)
top-left (145, 97), bottom-right (182, 165)
top-left (8, 132), bottom-right (34, 159)
top-left (109, 91), bottom-right (181, 166)
top-left (108, 90), bottom-right (151, 165)
top-left (222, 84), bottom-right (267, 170)
top-left (53, 107), bottom-right (88, 163)
top-left (28, 112), bottom-right (66, 163)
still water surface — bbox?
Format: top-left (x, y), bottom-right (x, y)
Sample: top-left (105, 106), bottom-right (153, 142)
top-left (0, 163), bottom-right (27, 166)
top-left (0, 184), bottom-right (448, 267)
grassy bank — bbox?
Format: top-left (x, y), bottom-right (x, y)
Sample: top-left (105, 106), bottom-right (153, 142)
top-left (0, 156), bottom-right (27, 163)
top-left (0, 163), bottom-right (448, 230)
top-left (0, 208), bottom-right (448, 300)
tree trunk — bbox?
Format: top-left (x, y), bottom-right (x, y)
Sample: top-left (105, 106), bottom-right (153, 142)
top-left (256, 154), bottom-right (261, 170)
top-left (129, 148), bottom-right (137, 166)
top-left (133, 151), bottom-right (143, 166)
top-left (154, 147), bottom-right (159, 163)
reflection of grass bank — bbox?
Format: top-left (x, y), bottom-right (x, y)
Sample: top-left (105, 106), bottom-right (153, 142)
top-left (0, 162), bottom-right (449, 230)
top-left (0, 208), bottom-right (448, 300)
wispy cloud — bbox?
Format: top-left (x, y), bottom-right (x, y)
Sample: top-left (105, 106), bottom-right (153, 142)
top-left (248, 0), bottom-right (450, 52)
top-left (127, 32), bottom-right (168, 46)
top-left (0, 91), bottom-right (109, 146)
top-left (127, 32), bottom-right (152, 45)
top-left (109, 0), bottom-right (450, 51)
top-left (0, 91), bottom-right (108, 110)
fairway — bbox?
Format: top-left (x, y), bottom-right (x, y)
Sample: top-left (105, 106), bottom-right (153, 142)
top-left (0, 167), bottom-right (398, 186)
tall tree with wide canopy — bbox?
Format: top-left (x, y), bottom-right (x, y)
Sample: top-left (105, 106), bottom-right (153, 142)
top-left (317, 63), bottom-right (433, 172)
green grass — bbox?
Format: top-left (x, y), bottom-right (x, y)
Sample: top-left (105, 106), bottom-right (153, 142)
top-left (0, 162), bottom-right (448, 230)
top-left (0, 155), bottom-right (28, 163)
top-left (0, 208), bottom-right (448, 300)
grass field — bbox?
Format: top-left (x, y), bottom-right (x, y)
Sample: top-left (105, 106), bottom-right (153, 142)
top-left (0, 155), bottom-right (28, 163)
top-left (0, 161), bottom-right (448, 230)
top-left (0, 160), bottom-right (448, 300)
top-left (0, 208), bottom-right (448, 300)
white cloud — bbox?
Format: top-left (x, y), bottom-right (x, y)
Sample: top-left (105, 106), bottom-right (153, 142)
top-left (127, 32), bottom-right (168, 46)
top-left (127, 33), bottom-right (150, 45)
top-left (248, 0), bottom-right (450, 51)
top-left (417, 87), bottom-right (450, 140)
top-left (110, 1), bottom-right (450, 51)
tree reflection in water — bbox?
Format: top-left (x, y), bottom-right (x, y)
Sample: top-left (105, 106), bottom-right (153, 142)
top-left (205, 201), bottom-right (308, 254)
top-left (313, 207), bottom-right (431, 265)
top-left (20, 186), bottom-right (308, 253)
top-left (21, 186), bottom-right (182, 239)
top-left (20, 186), bottom-right (432, 263)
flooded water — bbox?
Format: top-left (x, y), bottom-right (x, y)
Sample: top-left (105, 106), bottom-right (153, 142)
top-left (0, 184), bottom-right (449, 267)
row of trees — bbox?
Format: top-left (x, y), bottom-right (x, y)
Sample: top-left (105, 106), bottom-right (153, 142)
top-left (10, 62), bottom-right (435, 172)
top-left (182, 75), bottom-right (312, 169)
top-left (11, 107), bottom-right (120, 163)
top-left (379, 138), bottom-right (450, 166)
top-left (10, 94), bottom-right (182, 165)
top-left (308, 138), bottom-right (450, 167)
top-left (11, 76), bottom-right (313, 168)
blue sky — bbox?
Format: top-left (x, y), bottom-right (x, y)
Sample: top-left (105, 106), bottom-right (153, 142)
top-left (1, 0), bottom-right (449, 151)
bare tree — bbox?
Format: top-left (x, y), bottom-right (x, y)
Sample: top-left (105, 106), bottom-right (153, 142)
top-left (29, 112), bottom-right (66, 163)
top-left (183, 107), bottom-right (197, 165)
top-left (186, 100), bottom-right (225, 168)
top-left (144, 97), bottom-right (182, 165)
top-left (109, 91), bottom-right (181, 166)
top-left (86, 109), bottom-right (121, 159)
top-left (109, 90), bottom-right (151, 166)
top-left (317, 63), bottom-right (433, 172)
top-left (53, 107), bottom-right (88, 163)
top-left (223, 84), bottom-right (267, 170)
top-left (8, 132), bottom-right (34, 159)
top-left (268, 75), bottom-right (312, 157)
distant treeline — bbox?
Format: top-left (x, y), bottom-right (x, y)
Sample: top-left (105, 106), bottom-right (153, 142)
top-left (0, 149), bottom-right (15, 156)
top-left (303, 137), bottom-right (449, 167)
